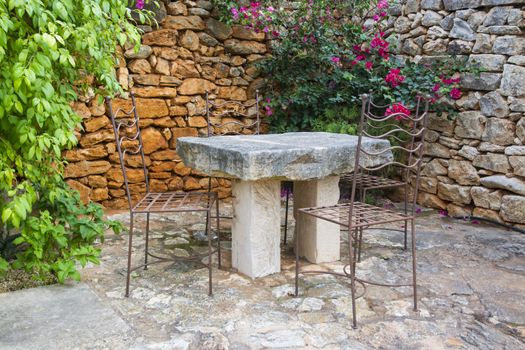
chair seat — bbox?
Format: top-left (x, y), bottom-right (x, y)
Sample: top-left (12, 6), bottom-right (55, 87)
top-left (340, 173), bottom-right (405, 190)
top-left (299, 202), bottom-right (413, 228)
top-left (132, 191), bottom-right (216, 213)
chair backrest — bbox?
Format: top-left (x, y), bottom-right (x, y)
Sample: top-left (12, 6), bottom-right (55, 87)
top-left (106, 93), bottom-right (149, 210)
top-left (205, 90), bottom-right (260, 136)
top-left (349, 94), bottom-right (429, 214)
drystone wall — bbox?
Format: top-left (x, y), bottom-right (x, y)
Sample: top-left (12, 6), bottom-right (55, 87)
top-left (65, 0), bottom-right (268, 209)
top-left (391, 0), bottom-right (525, 225)
top-left (67, 0), bottom-right (525, 226)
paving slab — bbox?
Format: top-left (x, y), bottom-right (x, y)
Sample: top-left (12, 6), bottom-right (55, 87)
top-left (0, 283), bottom-right (134, 350)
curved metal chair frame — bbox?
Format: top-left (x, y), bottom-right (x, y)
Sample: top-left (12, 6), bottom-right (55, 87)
top-left (204, 91), bottom-right (293, 244)
top-left (107, 93), bottom-right (220, 297)
top-left (340, 94), bottom-right (424, 260)
top-left (295, 94), bottom-right (429, 328)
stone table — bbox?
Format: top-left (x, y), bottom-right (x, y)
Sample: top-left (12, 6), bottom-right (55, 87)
top-left (177, 132), bottom-right (391, 278)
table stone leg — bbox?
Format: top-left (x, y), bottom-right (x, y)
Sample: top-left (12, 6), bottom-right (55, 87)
top-left (231, 179), bottom-right (281, 278)
top-left (294, 176), bottom-right (340, 263)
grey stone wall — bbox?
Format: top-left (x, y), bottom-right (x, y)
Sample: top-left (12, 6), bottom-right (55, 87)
top-left (391, 0), bottom-right (525, 226)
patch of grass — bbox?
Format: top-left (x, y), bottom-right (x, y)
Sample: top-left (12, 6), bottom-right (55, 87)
top-left (0, 269), bottom-right (57, 293)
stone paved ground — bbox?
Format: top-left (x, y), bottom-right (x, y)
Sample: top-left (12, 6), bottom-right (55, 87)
top-left (79, 202), bottom-right (525, 349)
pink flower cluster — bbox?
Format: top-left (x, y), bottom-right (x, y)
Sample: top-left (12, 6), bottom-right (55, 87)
top-left (385, 103), bottom-right (411, 121)
top-left (385, 69), bottom-right (405, 88)
top-left (264, 98), bottom-right (273, 116)
top-left (135, 0), bottom-right (144, 10)
top-left (231, 2), bottom-right (277, 36)
top-left (432, 75), bottom-right (463, 101)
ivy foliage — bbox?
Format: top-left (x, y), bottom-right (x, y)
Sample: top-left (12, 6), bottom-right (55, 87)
top-left (0, 0), bottom-right (145, 282)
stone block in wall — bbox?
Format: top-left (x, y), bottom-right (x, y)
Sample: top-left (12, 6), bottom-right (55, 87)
top-left (422, 158), bottom-right (449, 176)
top-left (500, 195), bottom-right (525, 224)
top-left (164, 16), bottom-right (205, 30)
top-left (446, 203), bottom-right (472, 216)
top-left (471, 186), bottom-right (503, 209)
top-left (180, 30), bottom-right (200, 51)
top-left (133, 87), bottom-right (177, 98)
top-left (508, 56), bottom-right (525, 66)
top-left (448, 160), bottom-right (480, 185)
top-left (458, 145), bottom-right (480, 160)
top-left (169, 127), bottom-right (199, 148)
top-left (443, 0), bottom-right (481, 11)
top-left (91, 188), bottom-right (109, 202)
top-left (428, 112), bottom-right (455, 134)
top-left (88, 175), bottom-right (108, 189)
top-left (224, 39), bottom-right (267, 55)
top-left (454, 111), bottom-right (486, 139)
top-left (167, 2), bottom-right (187, 16)
top-left (64, 146), bottom-right (108, 161)
top-left (418, 191), bottom-right (448, 208)
top-left (501, 64), bottom-right (525, 97)
top-left (419, 176), bottom-right (439, 193)
top-left (422, 0), bottom-right (444, 10)
top-left (79, 129), bottom-right (115, 148)
top-left (509, 156), bottom-right (525, 176)
top-left (450, 18), bottom-right (476, 41)
top-left (141, 127), bottom-right (168, 154)
top-left (205, 18), bottom-right (232, 40)
top-left (461, 73), bottom-right (502, 91)
top-left (483, 6), bottom-right (513, 26)
top-left (184, 177), bottom-right (202, 190)
top-left (472, 207), bottom-right (502, 222)
top-left (178, 78), bottom-right (217, 95)
top-left (493, 36), bottom-right (525, 55)
top-left (232, 25), bottom-right (265, 41)
top-left (472, 33), bottom-right (492, 53)
top-left (448, 40), bottom-right (473, 54)
top-left (468, 54), bottom-right (506, 72)
top-left (424, 142), bottom-right (452, 158)
top-left (482, 0), bottom-right (525, 6)
top-left (111, 98), bottom-right (169, 118)
top-left (422, 11), bottom-right (443, 27)
top-left (437, 182), bottom-right (472, 204)
top-left (427, 26), bottom-right (448, 39)
top-left (65, 160), bottom-right (112, 178)
top-left (143, 29), bottom-right (178, 47)
top-left (66, 179), bottom-right (90, 204)
top-left (480, 174), bottom-right (525, 195)
top-left (473, 153), bottom-right (511, 173)
top-left (124, 45), bottom-right (153, 59)
top-left (479, 91), bottom-right (509, 117)
top-left (482, 118), bottom-right (515, 145)
top-left (132, 74), bottom-right (161, 86)
top-left (478, 142), bottom-right (505, 153)
top-left (517, 118), bottom-right (525, 142)
top-left (107, 167), bottom-right (145, 184)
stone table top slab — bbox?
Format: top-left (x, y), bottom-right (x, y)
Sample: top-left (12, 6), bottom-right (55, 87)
top-left (177, 132), bottom-right (392, 181)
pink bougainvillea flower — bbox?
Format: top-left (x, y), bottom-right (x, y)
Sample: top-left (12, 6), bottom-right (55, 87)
top-left (331, 56), bottom-right (341, 63)
top-left (377, 0), bottom-right (389, 9)
top-left (385, 68), bottom-right (405, 87)
top-left (351, 60), bottom-right (358, 66)
top-left (264, 105), bottom-right (273, 116)
top-left (438, 209), bottom-right (448, 217)
top-left (263, 26), bottom-right (269, 33)
top-left (373, 14), bottom-right (380, 21)
top-left (365, 61), bottom-right (373, 70)
top-left (432, 83), bottom-right (440, 92)
top-left (267, 6), bottom-right (275, 12)
top-left (385, 102), bottom-right (411, 121)
top-left (356, 55), bottom-right (365, 61)
top-left (415, 207), bottom-right (422, 214)
top-left (231, 7), bottom-right (239, 19)
top-left (450, 88), bottom-right (462, 100)
top-left (136, 0), bottom-right (144, 9)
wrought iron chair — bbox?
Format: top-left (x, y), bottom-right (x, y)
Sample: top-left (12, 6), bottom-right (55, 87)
top-left (340, 94), bottom-right (423, 260)
top-left (295, 94), bottom-right (429, 328)
top-left (107, 93), bottom-right (220, 297)
top-left (204, 91), bottom-right (293, 244)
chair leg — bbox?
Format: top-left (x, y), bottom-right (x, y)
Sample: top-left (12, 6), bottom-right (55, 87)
top-left (410, 219), bottom-right (418, 311)
top-left (357, 228), bottom-right (363, 262)
top-left (125, 213), bottom-right (134, 297)
top-left (216, 196), bottom-right (221, 269)
top-left (206, 209), bottom-right (213, 296)
top-left (403, 185), bottom-right (408, 250)
top-left (348, 227), bottom-right (358, 329)
top-left (144, 212), bottom-right (150, 270)
top-left (283, 187), bottom-right (290, 245)
top-left (294, 224), bottom-right (299, 297)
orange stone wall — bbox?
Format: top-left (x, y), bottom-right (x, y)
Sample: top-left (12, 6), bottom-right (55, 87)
top-left (65, 1), bottom-right (268, 209)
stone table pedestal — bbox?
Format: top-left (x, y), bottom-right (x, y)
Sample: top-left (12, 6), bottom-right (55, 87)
top-left (177, 132), bottom-right (391, 278)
